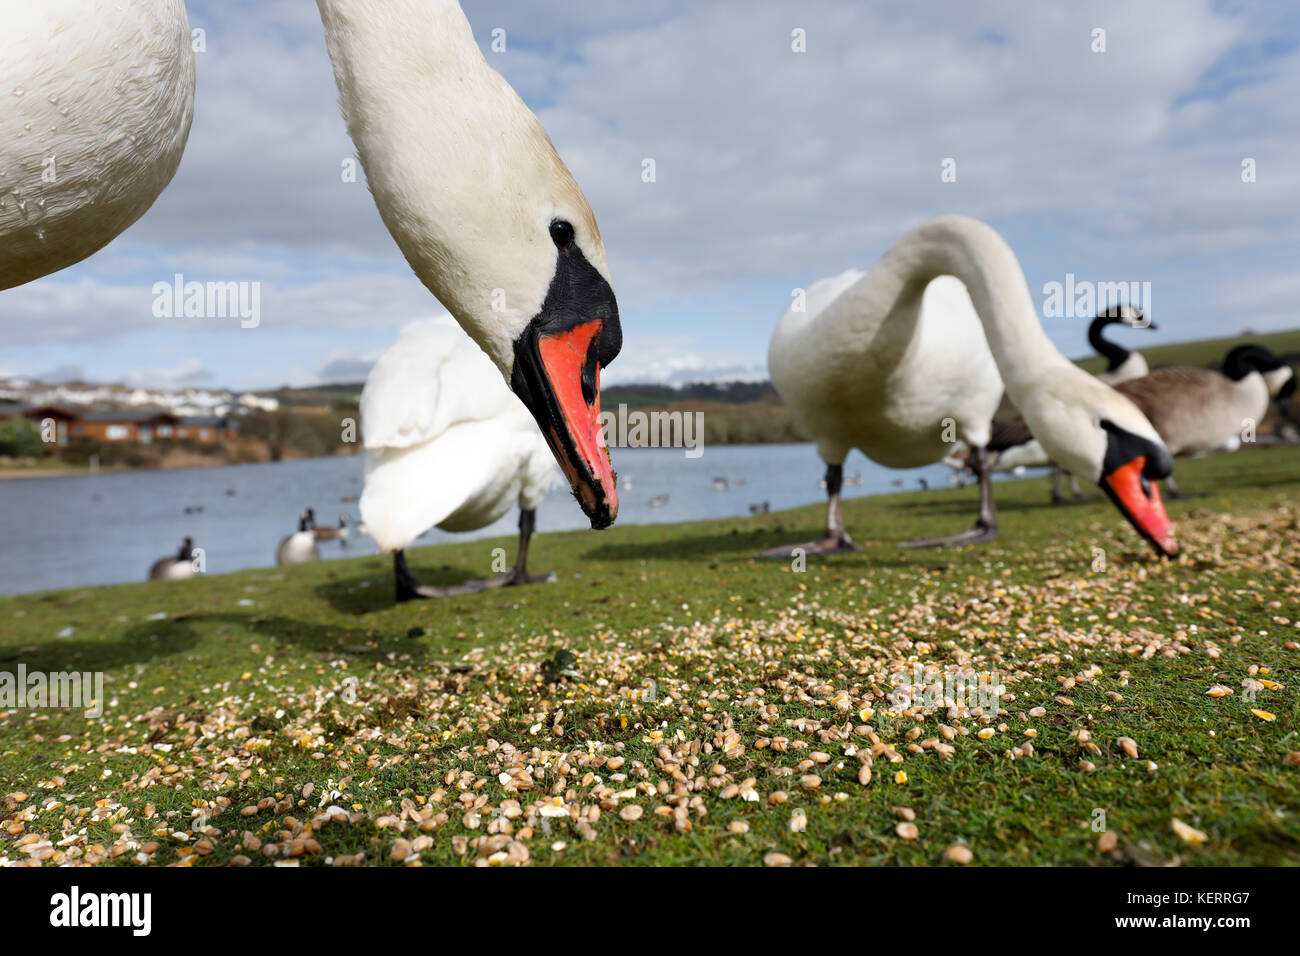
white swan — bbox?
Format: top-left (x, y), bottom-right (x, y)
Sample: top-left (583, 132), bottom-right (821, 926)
top-left (317, 0), bottom-right (622, 529)
top-left (360, 317), bottom-right (560, 602)
top-left (766, 215), bottom-right (1179, 557)
top-left (276, 512), bottom-right (322, 566)
top-left (1, 0), bottom-right (195, 291)
top-left (956, 305), bottom-right (1158, 502)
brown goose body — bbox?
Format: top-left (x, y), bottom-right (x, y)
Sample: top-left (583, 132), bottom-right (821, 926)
top-left (1112, 367), bottom-right (1270, 457)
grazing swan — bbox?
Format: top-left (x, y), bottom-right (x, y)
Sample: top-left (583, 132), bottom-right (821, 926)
top-left (149, 537), bottom-right (197, 581)
top-left (1043, 305), bottom-right (1156, 499)
top-left (361, 317), bottom-right (560, 603)
top-left (276, 512), bottom-right (321, 566)
top-left (955, 306), bottom-right (1158, 502)
top-left (765, 215), bottom-right (1179, 558)
top-left (317, 0), bottom-right (622, 529)
top-left (1, 1), bottom-right (195, 290)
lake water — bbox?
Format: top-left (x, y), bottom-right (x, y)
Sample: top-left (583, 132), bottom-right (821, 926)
top-left (0, 444), bottom-right (964, 596)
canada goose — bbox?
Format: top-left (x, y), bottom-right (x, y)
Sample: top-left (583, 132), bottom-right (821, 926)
top-left (1, 1), bottom-right (195, 291)
top-left (980, 344), bottom-right (1296, 499)
top-left (148, 537), bottom-right (196, 581)
top-left (763, 215), bottom-right (1178, 558)
top-left (360, 318), bottom-right (560, 603)
top-left (1112, 344), bottom-right (1296, 496)
top-left (312, 514), bottom-right (350, 543)
top-left (317, 0), bottom-right (622, 529)
top-left (276, 512), bottom-right (321, 566)
top-left (1091, 305), bottom-right (1157, 385)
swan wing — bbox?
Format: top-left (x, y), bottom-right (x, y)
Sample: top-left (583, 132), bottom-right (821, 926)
top-left (361, 316), bottom-right (518, 450)
top-left (360, 421), bottom-right (513, 552)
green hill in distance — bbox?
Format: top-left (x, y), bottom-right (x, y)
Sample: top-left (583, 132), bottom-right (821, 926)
top-left (269, 328), bottom-right (1300, 446)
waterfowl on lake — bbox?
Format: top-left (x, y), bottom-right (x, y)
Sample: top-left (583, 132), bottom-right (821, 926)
top-left (359, 318), bottom-right (560, 602)
top-left (148, 537), bottom-right (197, 581)
top-left (764, 215), bottom-right (1178, 558)
top-left (1, 1), bottom-right (195, 291)
top-left (317, 0), bottom-right (622, 529)
top-left (312, 514), bottom-right (350, 543)
top-left (276, 512), bottom-right (321, 566)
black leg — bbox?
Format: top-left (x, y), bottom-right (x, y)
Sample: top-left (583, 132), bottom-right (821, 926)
top-left (478, 509), bottom-right (557, 588)
top-left (503, 508), bottom-right (557, 586)
top-left (900, 446), bottom-right (999, 548)
top-left (394, 550), bottom-right (421, 603)
top-left (758, 463), bottom-right (860, 558)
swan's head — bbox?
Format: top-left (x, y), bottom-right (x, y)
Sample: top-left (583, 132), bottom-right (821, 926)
top-left (503, 216), bottom-right (622, 530)
top-left (318, 2), bottom-right (623, 528)
top-left (366, 116), bottom-right (621, 530)
top-left (1029, 372), bottom-right (1178, 557)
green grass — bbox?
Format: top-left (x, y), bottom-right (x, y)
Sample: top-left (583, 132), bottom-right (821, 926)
top-left (1075, 328), bottom-right (1300, 376)
top-left (2, 445), bottom-right (1298, 867)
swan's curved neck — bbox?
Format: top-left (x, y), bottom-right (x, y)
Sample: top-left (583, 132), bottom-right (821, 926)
top-left (1087, 316), bottom-right (1128, 371)
top-left (867, 216), bottom-right (1068, 394)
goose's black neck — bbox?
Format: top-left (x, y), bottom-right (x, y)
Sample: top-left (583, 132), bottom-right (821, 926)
top-left (1088, 315), bottom-right (1129, 372)
top-left (1223, 344), bottom-right (1280, 381)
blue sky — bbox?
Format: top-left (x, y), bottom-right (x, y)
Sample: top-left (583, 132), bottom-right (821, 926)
top-left (2, 0), bottom-right (1297, 391)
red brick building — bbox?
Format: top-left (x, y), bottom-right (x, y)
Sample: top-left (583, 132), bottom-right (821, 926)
top-left (0, 406), bottom-right (239, 445)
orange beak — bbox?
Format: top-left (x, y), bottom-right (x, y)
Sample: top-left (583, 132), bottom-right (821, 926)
top-left (514, 319), bottom-right (618, 529)
top-left (1101, 456), bottom-right (1179, 557)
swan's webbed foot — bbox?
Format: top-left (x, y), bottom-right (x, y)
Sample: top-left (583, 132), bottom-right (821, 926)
top-left (902, 446), bottom-right (999, 549)
top-left (898, 521), bottom-right (997, 549)
top-left (758, 532), bottom-right (860, 559)
top-left (473, 567), bottom-right (558, 589)
top-left (757, 463), bottom-right (859, 559)
top-left (393, 549), bottom-right (486, 601)
top-left (397, 580), bottom-right (488, 601)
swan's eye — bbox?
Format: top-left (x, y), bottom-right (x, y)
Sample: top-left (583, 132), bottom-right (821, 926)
top-left (549, 219), bottom-right (574, 249)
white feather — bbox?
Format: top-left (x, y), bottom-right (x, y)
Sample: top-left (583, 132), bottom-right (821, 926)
top-left (770, 215), bottom-right (1169, 486)
top-left (0, 0), bottom-right (195, 290)
top-left (315, 0), bottom-right (611, 381)
top-left (360, 318), bottom-right (559, 552)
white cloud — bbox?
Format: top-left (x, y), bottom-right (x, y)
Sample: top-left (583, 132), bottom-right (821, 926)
top-left (1, 0), bottom-right (1296, 388)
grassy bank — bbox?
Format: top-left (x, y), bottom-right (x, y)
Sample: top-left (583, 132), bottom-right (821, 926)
top-left (1074, 328), bottom-right (1300, 377)
top-left (2, 445), bottom-right (1298, 867)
